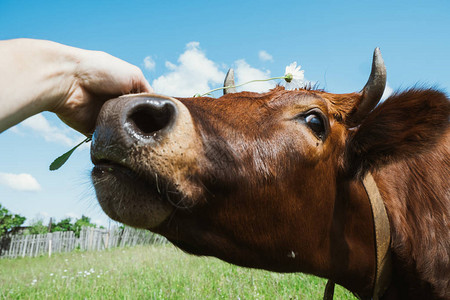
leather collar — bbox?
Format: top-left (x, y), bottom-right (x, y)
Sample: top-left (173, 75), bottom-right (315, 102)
top-left (323, 172), bottom-right (392, 300)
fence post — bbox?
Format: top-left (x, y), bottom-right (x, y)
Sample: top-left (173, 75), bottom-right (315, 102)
top-left (105, 230), bottom-right (110, 249)
top-left (48, 233), bottom-right (52, 257)
top-left (8, 235), bottom-right (15, 258)
top-left (21, 235), bottom-right (29, 258)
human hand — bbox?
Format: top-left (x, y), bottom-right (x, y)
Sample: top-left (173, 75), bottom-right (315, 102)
top-left (0, 39), bottom-right (152, 135)
top-left (50, 49), bottom-right (152, 136)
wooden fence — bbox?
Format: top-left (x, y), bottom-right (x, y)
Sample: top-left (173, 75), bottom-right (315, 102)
top-left (0, 226), bottom-right (167, 259)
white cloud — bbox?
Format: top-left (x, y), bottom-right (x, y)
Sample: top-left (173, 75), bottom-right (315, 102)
top-left (143, 56), bottom-right (156, 71)
top-left (151, 43), bottom-right (305, 96)
top-left (234, 59), bottom-right (275, 93)
top-left (381, 83), bottom-right (394, 101)
top-left (152, 42), bottom-right (225, 97)
top-left (21, 114), bottom-right (75, 146)
top-left (165, 61), bottom-right (176, 70)
top-left (0, 172), bottom-right (41, 191)
top-left (258, 50), bottom-right (273, 62)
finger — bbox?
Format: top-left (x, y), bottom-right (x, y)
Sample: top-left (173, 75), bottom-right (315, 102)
top-left (129, 78), bottom-right (153, 94)
top-left (140, 78), bottom-right (153, 93)
top-left (134, 68), bottom-right (153, 93)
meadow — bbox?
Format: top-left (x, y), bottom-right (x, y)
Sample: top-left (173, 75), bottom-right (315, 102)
top-left (0, 244), bottom-right (357, 299)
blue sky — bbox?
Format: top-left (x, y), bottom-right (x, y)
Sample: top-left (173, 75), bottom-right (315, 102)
top-left (1, 0), bottom-right (449, 226)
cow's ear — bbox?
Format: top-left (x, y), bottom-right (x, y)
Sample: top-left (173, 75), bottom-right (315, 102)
top-left (344, 88), bottom-right (450, 177)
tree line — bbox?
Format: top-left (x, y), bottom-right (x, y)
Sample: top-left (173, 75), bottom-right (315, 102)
top-left (0, 203), bottom-right (101, 238)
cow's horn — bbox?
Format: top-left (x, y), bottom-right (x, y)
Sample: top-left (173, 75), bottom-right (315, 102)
top-left (223, 68), bottom-right (237, 94)
top-left (349, 48), bottom-right (387, 126)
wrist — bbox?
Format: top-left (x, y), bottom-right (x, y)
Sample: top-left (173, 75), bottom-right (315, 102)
top-left (34, 39), bottom-right (82, 113)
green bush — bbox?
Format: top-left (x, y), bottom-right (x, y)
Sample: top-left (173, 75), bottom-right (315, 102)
top-left (0, 204), bottom-right (26, 236)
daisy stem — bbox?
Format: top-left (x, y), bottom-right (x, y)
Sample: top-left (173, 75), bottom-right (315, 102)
top-left (196, 76), bottom-right (288, 97)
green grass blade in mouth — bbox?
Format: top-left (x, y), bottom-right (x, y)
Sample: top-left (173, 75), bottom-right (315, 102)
top-left (49, 137), bottom-right (92, 171)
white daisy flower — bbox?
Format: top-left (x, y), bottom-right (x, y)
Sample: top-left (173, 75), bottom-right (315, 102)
top-left (283, 62), bottom-right (305, 90)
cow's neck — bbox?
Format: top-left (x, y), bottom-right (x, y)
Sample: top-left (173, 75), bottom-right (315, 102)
top-left (156, 174), bottom-right (380, 297)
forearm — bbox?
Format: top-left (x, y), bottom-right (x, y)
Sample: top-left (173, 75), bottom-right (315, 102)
top-left (0, 39), bottom-right (78, 132)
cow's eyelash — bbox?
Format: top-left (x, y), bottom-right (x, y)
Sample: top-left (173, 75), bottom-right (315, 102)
top-left (295, 109), bottom-right (329, 140)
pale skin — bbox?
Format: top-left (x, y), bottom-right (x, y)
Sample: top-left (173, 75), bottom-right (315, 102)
top-left (0, 38), bottom-right (152, 136)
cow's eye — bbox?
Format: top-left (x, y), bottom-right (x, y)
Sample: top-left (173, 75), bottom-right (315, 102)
top-left (304, 112), bottom-right (326, 139)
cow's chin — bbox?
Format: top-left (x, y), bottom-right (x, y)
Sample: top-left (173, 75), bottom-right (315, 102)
top-left (92, 164), bottom-right (173, 229)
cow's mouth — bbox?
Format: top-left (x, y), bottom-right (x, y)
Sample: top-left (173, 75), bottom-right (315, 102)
top-left (92, 160), bottom-right (139, 181)
top-left (91, 157), bottom-right (174, 229)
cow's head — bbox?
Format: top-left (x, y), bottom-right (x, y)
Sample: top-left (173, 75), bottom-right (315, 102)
top-left (91, 49), bottom-right (449, 293)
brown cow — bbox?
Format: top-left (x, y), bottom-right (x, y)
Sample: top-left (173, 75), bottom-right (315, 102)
top-left (91, 49), bottom-right (450, 300)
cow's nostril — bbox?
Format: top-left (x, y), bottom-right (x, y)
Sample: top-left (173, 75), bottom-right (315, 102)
top-left (126, 100), bottom-right (177, 140)
top-left (130, 107), bottom-right (170, 134)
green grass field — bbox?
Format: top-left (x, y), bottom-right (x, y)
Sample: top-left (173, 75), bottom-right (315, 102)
top-left (0, 244), bottom-right (357, 299)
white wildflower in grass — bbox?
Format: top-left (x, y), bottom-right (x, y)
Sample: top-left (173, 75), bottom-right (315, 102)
top-left (50, 273), bottom-right (54, 276)
top-left (283, 62), bottom-right (304, 90)
top-left (31, 279), bottom-right (37, 286)
top-left (64, 269), bottom-right (67, 272)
